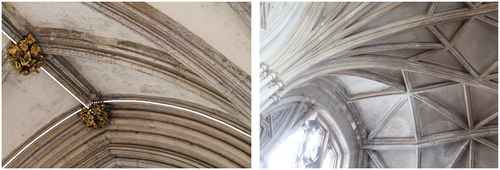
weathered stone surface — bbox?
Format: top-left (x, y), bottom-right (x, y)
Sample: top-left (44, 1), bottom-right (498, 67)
top-left (261, 2), bottom-right (497, 168)
top-left (2, 2), bottom-right (250, 168)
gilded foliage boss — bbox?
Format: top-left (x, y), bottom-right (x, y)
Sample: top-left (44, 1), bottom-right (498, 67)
top-left (80, 101), bottom-right (112, 130)
top-left (7, 33), bottom-right (45, 75)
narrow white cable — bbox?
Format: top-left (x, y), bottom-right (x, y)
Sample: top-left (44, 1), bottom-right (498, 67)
top-left (2, 30), bottom-right (89, 167)
top-left (4, 100), bottom-right (250, 167)
top-left (104, 99), bottom-right (251, 138)
top-left (2, 30), bottom-right (17, 44)
top-left (3, 109), bottom-right (82, 168)
top-left (40, 67), bottom-right (89, 109)
top-left (3, 30), bottom-right (250, 167)
top-left (2, 31), bottom-right (89, 108)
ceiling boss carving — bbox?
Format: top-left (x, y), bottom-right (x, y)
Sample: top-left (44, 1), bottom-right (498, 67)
top-left (261, 2), bottom-right (497, 168)
top-left (7, 33), bottom-right (45, 75)
top-left (3, 2), bottom-right (250, 168)
top-left (80, 101), bottom-right (112, 130)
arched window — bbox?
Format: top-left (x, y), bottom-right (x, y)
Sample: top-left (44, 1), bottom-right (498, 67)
top-left (268, 119), bottom-right (338, 168)
top-left (322, 144), bottom-right (336, 168)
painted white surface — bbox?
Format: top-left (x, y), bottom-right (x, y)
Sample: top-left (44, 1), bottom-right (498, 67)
top-left (64, 55), bottom-right (226, 113)
top-left (2, 69), bottom-right (80, 157)
top-left (4, 2), bottom-right (246, 159)
top-left (11, 2), bottom-right (158, 49)
top-left (147, 2), bottom-right (251, 75)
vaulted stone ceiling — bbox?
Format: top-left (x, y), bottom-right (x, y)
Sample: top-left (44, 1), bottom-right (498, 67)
top-left (260, 2), bottom-right (497, 168)
top-left (2, 2), bottom-right (250, 168)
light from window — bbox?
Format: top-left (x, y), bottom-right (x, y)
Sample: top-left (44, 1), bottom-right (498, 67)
top-left (268, 126), bottom-right (306, 168)
top-left (268, 123), bottom-right (327, 168)
top-left (322, 149), bottom-right (333, 168)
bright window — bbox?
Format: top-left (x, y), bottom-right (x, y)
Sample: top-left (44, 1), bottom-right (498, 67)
top-left (268, 120), bottom-right (335, 168)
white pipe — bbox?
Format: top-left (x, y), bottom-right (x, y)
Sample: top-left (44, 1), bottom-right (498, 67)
top-left (3, 31), bottom-right (89, 109)
top-left (3, 30), bottom-right (250, 167)
top-left (2, 30), bottom-right (17, 44)
top-left (103, 100), bottom-right (251, 138)
top-left (261, 84), bottom-right (280, 102)
top-left (3, 31), bottom-right (88, 109)
top-left (3, 99), bottom-right (251, 167)
top-left (260, 75), bottom-right (273, 90)
top-left (3, 109), bottom-right (82, 168)
top-left (40, 67), bottom-right (89, 109)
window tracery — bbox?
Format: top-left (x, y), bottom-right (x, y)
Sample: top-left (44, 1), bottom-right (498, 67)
top-left (322, 144), bottom-right (336, 168)
top-left (269, 118), bottom-right (338, 168)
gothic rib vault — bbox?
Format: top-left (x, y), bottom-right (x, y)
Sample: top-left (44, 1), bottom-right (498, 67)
top-left (2, 2), bottom-right (250, 168)
top-left (260, 2), bottom-right (498, 168)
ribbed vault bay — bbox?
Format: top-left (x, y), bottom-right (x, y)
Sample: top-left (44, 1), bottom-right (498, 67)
top-left (3, 96), bottom-right (250, 168)
top-left (9, 2), bottom-right (251, 75)
top-left (260, 2), bottom-right (497, 168)
top-left (2, 2), bottom-right (251, 168)
top-left (2, 65), bottom-right (80, 157)
top-left (145, 2), bottom-right (251, 75)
